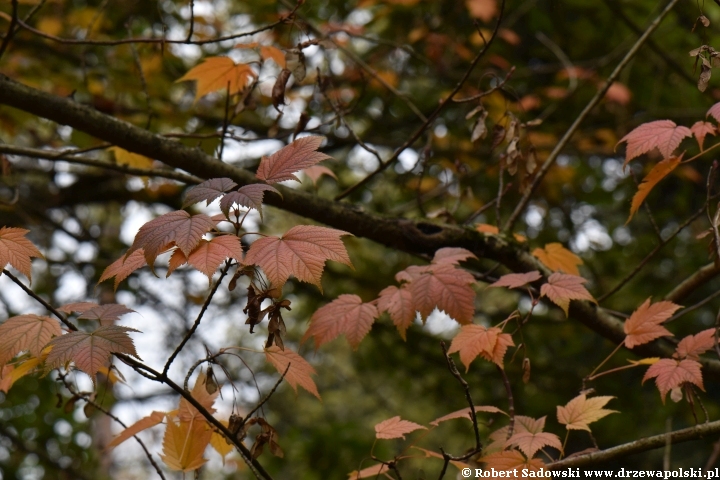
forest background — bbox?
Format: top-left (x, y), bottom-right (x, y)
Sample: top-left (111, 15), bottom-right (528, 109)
top-left (1, 0), bottom-right (720, 478)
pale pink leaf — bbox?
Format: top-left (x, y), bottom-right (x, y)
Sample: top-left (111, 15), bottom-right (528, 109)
top-left (302, 165), bottom-right (337, 186)
top-left (430, 405), bottom-right (506, 426)
top-left (374, 416), bottom-right (426, 440)
top-left (348, 464), bottom-right (391, 479)
top-left (0, 315), bottom-right (62, 365)
top-left (256, 136), bottom-right (332, 184)
top-left (409, 264), bottom-right (476, 324)
top-left (99, 249), bottom-right (147, 290)
top-left (643, 358), bottom-right (704, 403)
top-left (690, 121), bottom-right (716, 150)
top-left (490, 271), bottom-right (542, 289)
top-left (675, 328), bottom-right (717, 360)
top-left (301, 294), bottom-right (378, 349)
top-left (623, 298), bottom-right (680, 349)
top-left (448, 325), bottom-right (514, 370)
top-left (78, 304), bottom-right (135, 326)
top-left (540, 273), bottom-right (595, 316)
top-left (185, 235), bottom-right (244, 280)
top-left (265, 346), bottom-right (321, 399)
top-left (707, 102), bottom-right (720, 123)
top-left (617, 120), bottom-right (691, 165)
top-left (182, 178), bottom-right (237, 208)
top-left (57, 302), bottom-right (99, 314)
top-left (219, 184), bottom-right (281, 218)
top-left (377, 285), bottom-right (416, 340)
top-left (505, 431), bottom-right (562, 459)
top-left (431, 247), bottom-right (477, 265)
top-left (0, 227), bottom-right (44, 283)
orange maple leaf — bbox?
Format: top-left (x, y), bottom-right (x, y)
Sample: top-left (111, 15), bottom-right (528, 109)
top-left (690, 121), bottom-right (716, 150)
top-left (642, 358), bottom-right (704, 403)
top-left (209, 420), bottom-right (234, 462)
top-left (0, 315), bottom-right (61, 366)
top-left (301, 294), bottom-right (378, 349)
top-left (489, 271), bottom-right (542, 289)
top-left (127, 210), bottom-right (215, 267)
top-left (540, 273), bottom-right (595, 316)
top-left (160, 418), bottom-right (212, 472)
top-left (374, 416), bottom-right (426, 439)
top-left (167, 236), bottom-right (244, 281)
top-left (556, 394), bottom-right (617, 431)
top-left (99, 249), bottom-right (147, 290)
top-left (408, 264), bottom-right (476, 324)
top-left (260, 45), bottom-right (286, 68)
top-left (616, 120), bottom-right (691, 165)
top-left (675, 328), bottom-right (717, 360)
top-left (623, 298), bottom-right (680, 349)
top-left (244, 225), bottom-right (352, 289)
top-left (448, 325), bottom-right (514, 371)
top-left (107, 411), bottom-right (166, 449)
top-left (178, 371), bottom-right (219, 422)
top-left (377, 285), bottom-right (415, 340)
top-left (429, 405), bottom-right (506, 426)
top-left (0, 227), bottom-right (44, 282)
top-left (431, 247), bottom-right (477, 265)
top-left (532, 243), bottom-right (582, 275)
top-left (46, 325), bottom-right (140, 380)
top-left (348, 464), bottom-right (390, 479)
top-left (176, 56), bottom-right (255, 101)
top-left (627, 156), bottom-right (682, 223)
top-left (264, 346), bottom-right (321, 399)
top-left (302, 165), bottom-right (337, 186)
top-left (219, 184), bottom-right (280, 218)
top-left (256, 136), bottom-right (332, 184)
top-left (183, 178), bottom-right (238, 208)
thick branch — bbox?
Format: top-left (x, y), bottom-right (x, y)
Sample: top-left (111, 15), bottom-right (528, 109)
top-left (0, 74), bottom-right (719, 378)
top-left (549, 419), bottom-right (720, 468)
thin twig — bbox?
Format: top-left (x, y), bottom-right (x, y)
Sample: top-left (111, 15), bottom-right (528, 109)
top-left (0, 0), bottom-right (19, 60)
top-left (497, 365), bottom-right (515, 440)
top-left (2, 269), bottom-right (76, 330)
top-left (440, 341), bottom-right (482, 453)
top-left (334, 0), bottom-right (505, 200)
top-left (163, 262), bottom-right (232, 376)
top-left (242, 364), bottom-right (289, 423)
top-left (503, 0), bottom-right (683, 233)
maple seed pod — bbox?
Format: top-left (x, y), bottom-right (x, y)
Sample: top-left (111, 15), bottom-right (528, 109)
top-left (272, 69), bottom-right (292, 110)
top-left (522, 357), bottom-right (531, 384)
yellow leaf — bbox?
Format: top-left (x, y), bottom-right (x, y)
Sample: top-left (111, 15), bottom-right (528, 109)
top-left (160, 419), bottom-right (211, 472)
top-left (209, 421), bottom-right (234, 463)
top-left (557, 394), bottom-right (617, 432)
top-left (109, 146), bottom-right (154, 169)
top-left (627, 156), bottom-right (682, 223)
top-left (176, 57), bottom-right (256, 102)
top-left (532, 243), bottom-right (582, 275)
top-left (37, 17), bottom-right (63, 36)
top-left (628, 357), bottom-right (660, 365)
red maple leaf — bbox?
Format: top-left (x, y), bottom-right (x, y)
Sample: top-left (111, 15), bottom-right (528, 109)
top-left (0, 227), bottom-right (44, 282)
top-left (623, 298), bottom-right (680, 348)
top-left (539, 273), bottom-right (595, 316)
top-left (690, 121), bottom-right (716, 151)
top-left (374, 416), bottom-right (426, 440)
top-left (674, 328), bottom-right (717, 360)
top-left (408, 264), bottom-right (476, 324)
top-left (490, 271), bottom-right (542, 289)
top-left (301, 294), bottom-right (378, 349)
top-left (127, 211), bottom-right (215, 267)
top-left (182, 177), bottom-right (237, 207)
top-left (264, 346), bottom-right (321, 399)
top-left (616, 120), bottom-right (691, 165)
top-left (643, 358), bottom-right (704, 403)
top-left (377, 285), bottom-right (415, 340)
top-left (707, 101), bottom-right (720, 123)
top-left (219, 184), bottom-right (280, 218)
top-left (301, 165), bottom-right (337, 186)
top-left (244, 225), bottom-right (352, 289)
top-left (431, 247), bottom-right (477, 265)
top-left (448, 325), bottom-right (514, 370)
top-left (256, 136), bottom-right (331, 184)
top-left (99, 249), bottom-right (147, 290)
top-left (77, 304), bottom-right (135, 326)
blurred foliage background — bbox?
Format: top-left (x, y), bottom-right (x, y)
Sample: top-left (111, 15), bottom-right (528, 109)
top-left (0, 0), bottom-right (719, 478)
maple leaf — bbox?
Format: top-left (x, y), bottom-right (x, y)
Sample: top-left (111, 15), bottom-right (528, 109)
top-left (301, 294), bottom-right (378, 349)
top-left (431, 247), bottom-right (477, 265)
top-left (707, 101), bottom-right (720, 123)
top-left (0, 227), bottom-right (44, 282)
top-left (411, 447), bottom-right (469, 470)
top-left (78, 304), bottom-right (135, 326)
top-left (489, 271), bottom-right (542, 289)
top-left (409, 264), bottom-right (476, 324)
top-left (160, 418), bottom-right (212, 471)
top-left (107, 411), bottom-right (166, 449)
top-left (176, 56), bottom-right (255, 101)
top-left (244, 225), bottom-right (352, 289)
top-left (302, 165), bottom-right (337, 186)
top-left (219, 184), bottom-right (281, 218)
top-left (182, 178), bottom-right (238, 208)
top-left (532, 243), bottom-right (582, 275)
top-left (45, 326), bottom-right (140, 380)
top-left (627, 156), bottom-right (682, 223)
top-left (0, 315), bottom-right (61, 366)
top-left (476, 223), bottom-right (499, 234)
top-left (377, 285), bottom-right (415, 340)
top-left (616, 120), bottom-right (691, 165)
top-left (690, 121), bottom-right (716, 150)
top-left (0, 352), bottom-right (48, 393)
top-left (374, 416), bottom-right (426, 439)
top-left (642, 358), bottom-right (704, 403)
top-left (264, 346), bottom-right (321, 399)
top-left (255, 136), bottom-right (332, 184)
top-left (348, 464), bottom-right (391, 479)
top-left (623, 298), bottom-right (680, 348)
top-left (57, 302), bottom-right (99, 314)
top-left (260, 45), bottom-right (286, 68)
top-left (109, 146), bottom-right (154, 169)
top-left (485, 416), bottom-right (544, 454)
top-left (0, 365), bottom-right (12, 393)
top-left (178, 371), bottom-right (219, 422)
top-left (209, 420), bottom-right (234, 462)
top-left (99, 249), bottom-right (147, 290)
top-left (448, 325), bottom-right (514, 370)
top-left (127, 210), bottom-right (215, 267)
top-left (675, 328), bottom-right (717, 360)
top-left (480, 449), bottom-right (545, 471)
top-left (505, 431), bottom-right (562, 459)
top-left (171, 236), bottom-right (244, 281)
top-left (466, 0), bottom-right (498, 22)
top-left (557, 394), bottom-right (617, 431)
top-left (540, 273), bottom-right (595, 316)
top-left (429, 405), bottom-right (506, 426)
